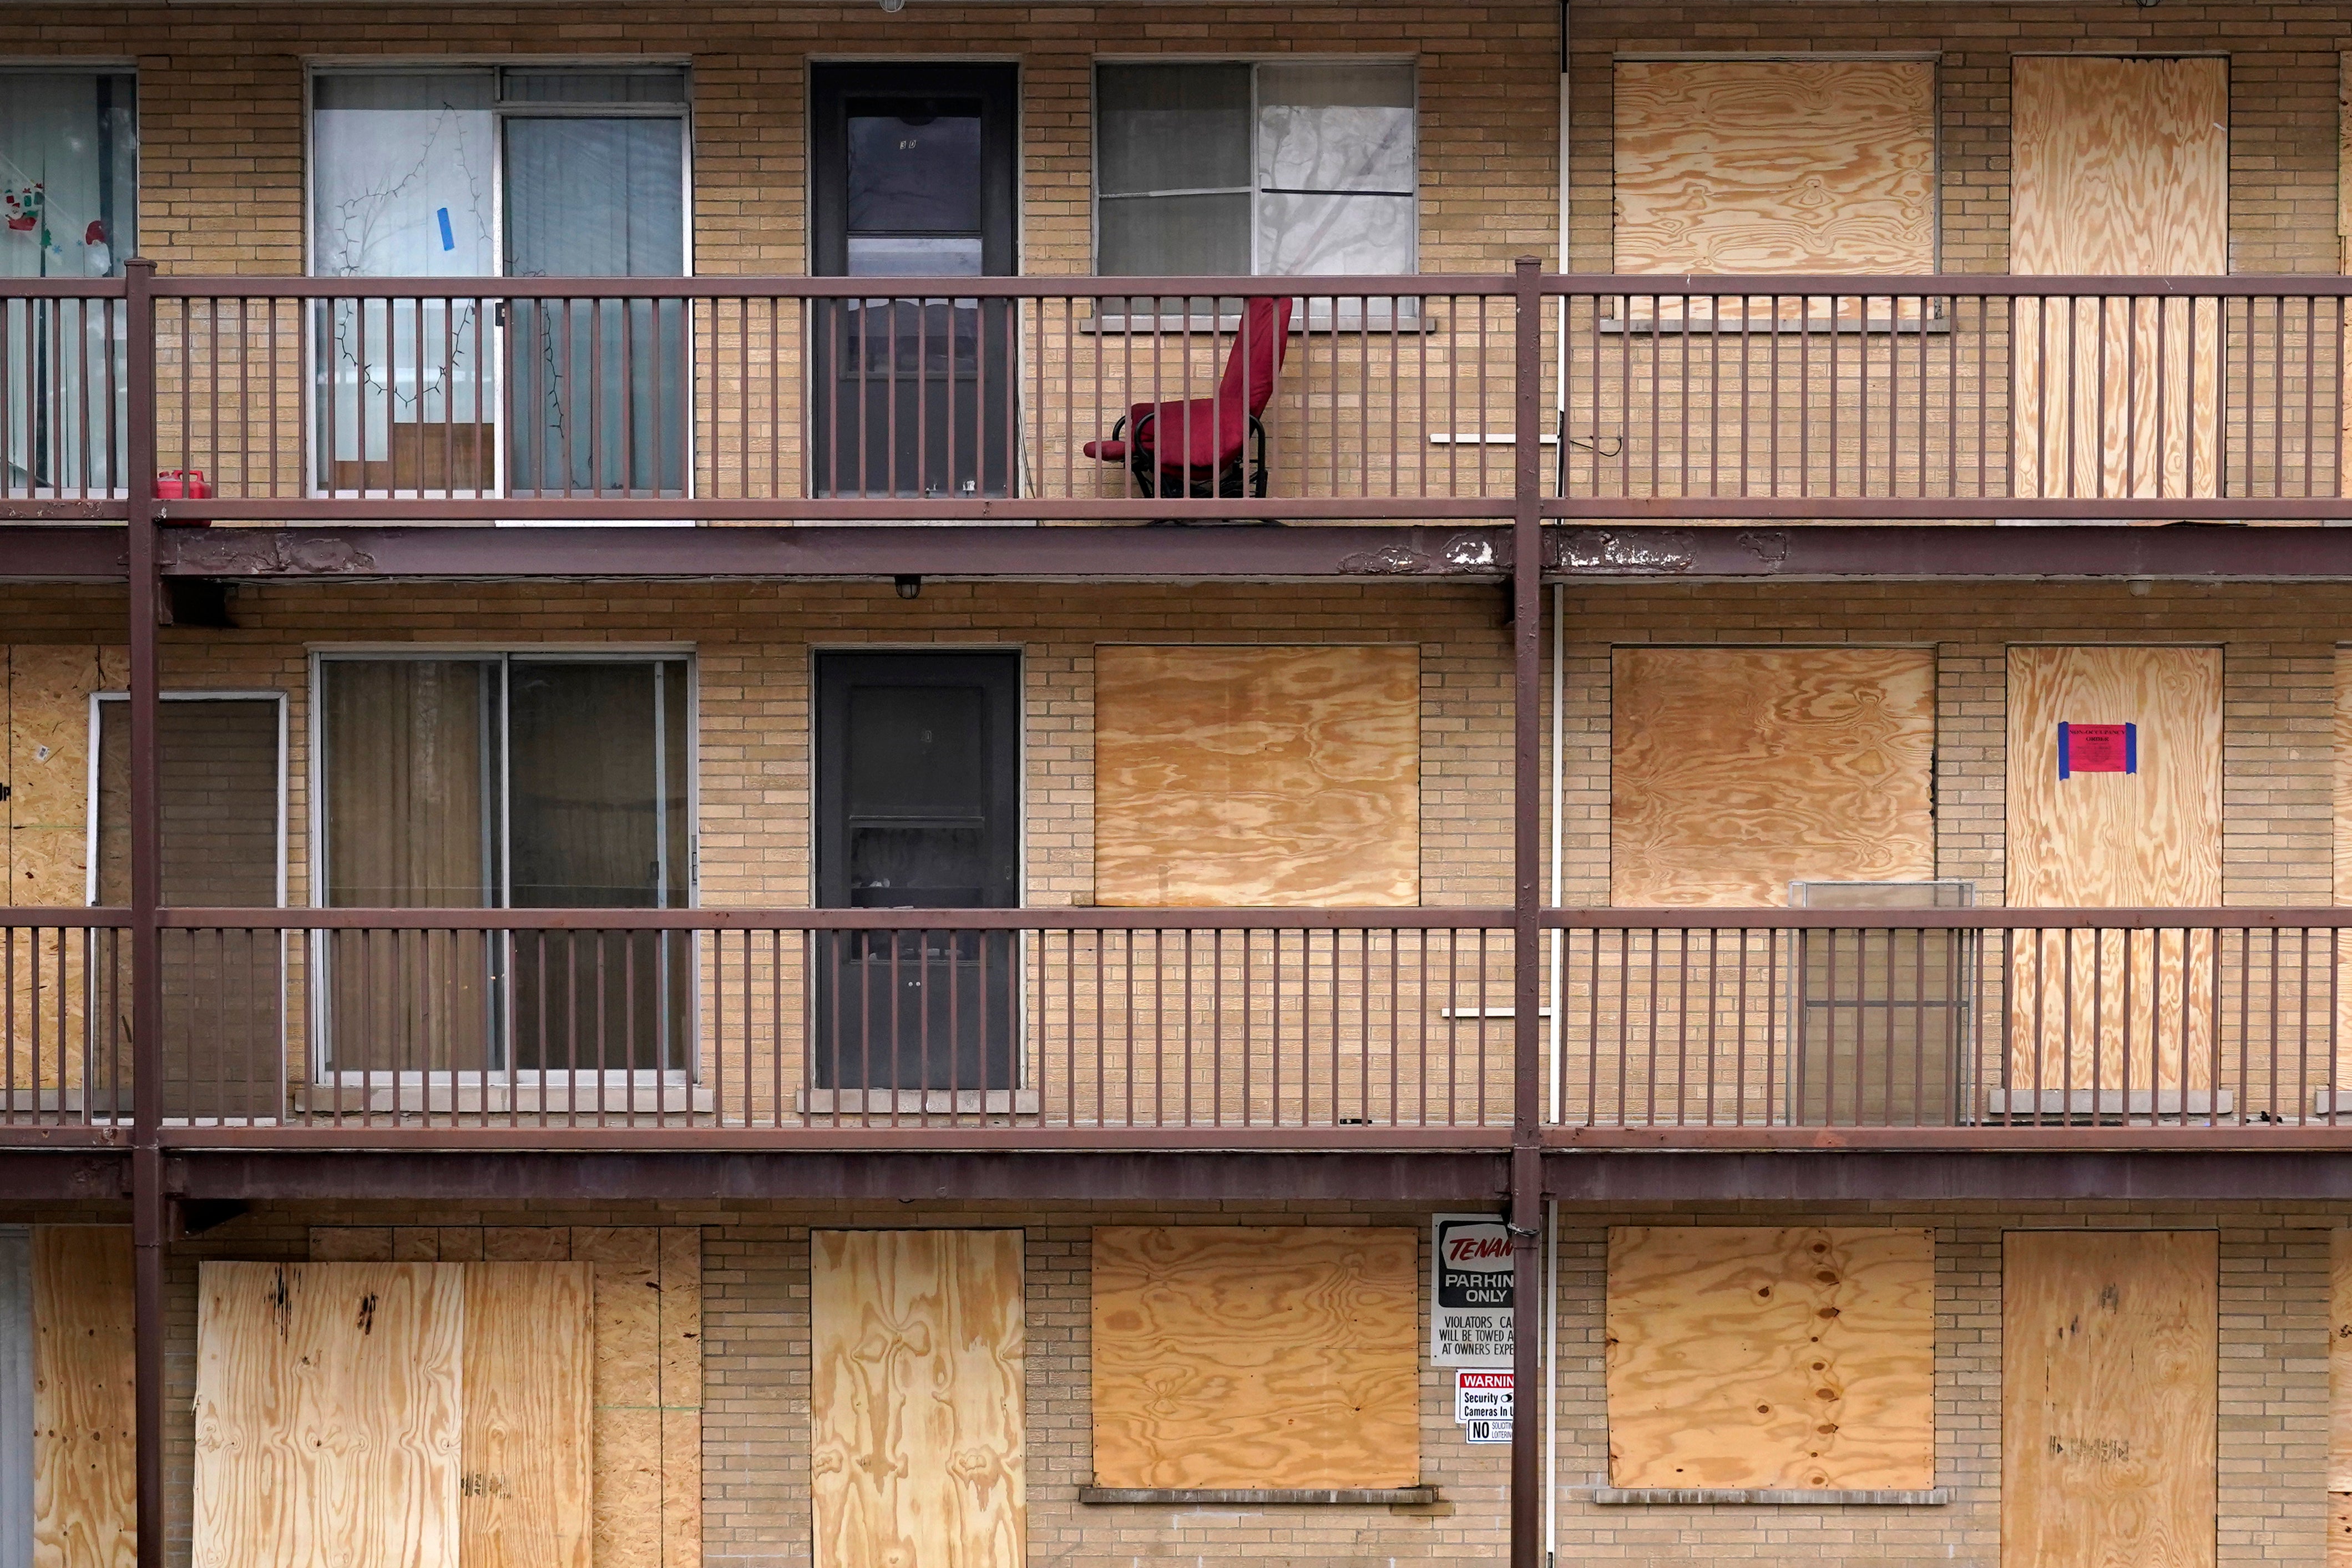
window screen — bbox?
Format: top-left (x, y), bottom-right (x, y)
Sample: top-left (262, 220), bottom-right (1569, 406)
top-left (1096, 62), bottom-right (1415, 278)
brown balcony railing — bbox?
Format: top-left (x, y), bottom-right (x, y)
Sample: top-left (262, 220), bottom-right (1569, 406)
top-left (9, 269), bottom-right (2352, 526)
top-left (19, 907), bottom-right (2352, 1147)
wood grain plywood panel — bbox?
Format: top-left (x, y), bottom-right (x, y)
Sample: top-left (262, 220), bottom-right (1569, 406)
top-left (2012, 58), bottom-right (2225, 499)
top-left (1089, 1226), bottom-right (1419, 1490)
top-left (1604, 1226), bottom-right (1934, 1490)
top-left (2332, 1230), bottom-right (2352, 1492)
top-left (2002, 1231), bottom-right (2216, 1568)
top-left (1094, 645), bottom-right (1419, 907)
top-left (1611, 649), bottom-right (1936, 907)
top-left (1613, 61), bottom-right (1936, 276)
top-left (7, 647), bottom-right (103, 907)
top-left (2007, 647), bottom-right (2221, 907)
top-left (576, 1228), bottom-right (660, 1568)
top-left (656, 1229), bottom-right (700, 1568)
top-left (31, 1227), bottom-right (134, 1568)
top-left (462, 1264), bottom-right (593, 1568)
top-left (193, 1262), bottom-right (464, 1568)
top-left (2007, 648), bottom-right (2222, 1095)
top-left (812, 1230), bottom-right (1024, 1568)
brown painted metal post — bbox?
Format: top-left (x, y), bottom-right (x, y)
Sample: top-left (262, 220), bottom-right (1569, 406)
top-left (1508, 255), bottom-right (1546, 1568)
top-left (123, 256), bottom-right (166, 1568)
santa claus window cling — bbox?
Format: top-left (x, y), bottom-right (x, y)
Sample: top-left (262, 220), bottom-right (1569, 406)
top-left (0, 70), bottom-right (136, 279)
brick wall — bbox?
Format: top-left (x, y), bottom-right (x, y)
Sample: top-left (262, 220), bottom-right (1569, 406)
top-left (7, 1192), bottom-right (2338, 1568)
top-left (1566, 1), bottom-right (2349, 278)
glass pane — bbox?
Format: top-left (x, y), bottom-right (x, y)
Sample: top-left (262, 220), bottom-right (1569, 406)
top-left (0, 71), bottom-right (136, 278)
top-left (503, 117), bottom-right (684, 277)
top-left (507, 660), bottom-right (684, 909)
top-left (311, 73), bottom-right (495, 277)
top-left (506, 659), bottom-right (690, 1074)
top-left (846, 101), bottom-right (983, 234)
top-left (318, 659), bottom-right (496, 1077)
top-left (843, 683), bottom-right (990, 906)
top-left (500, 68), bottom-right (687, 104)
top-left (846, 235), bottom-right (983, 278)
top-left (315, 296), bottom-right (497, 492)
top-left (321, 659), bottom-right (497, 908)
top-left (1260, 190), bottom-right (1414, 275)
top-left (1258, 62), bottom-right (1415, 195)
top-left (1096, 64), bottom-right (1251, 196)
top-left (1099, 192), bottom-right (1251, 276)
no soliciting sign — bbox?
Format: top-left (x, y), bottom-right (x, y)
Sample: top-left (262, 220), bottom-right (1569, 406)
top-left (1430, 1213), bottom-right (1514, 1366)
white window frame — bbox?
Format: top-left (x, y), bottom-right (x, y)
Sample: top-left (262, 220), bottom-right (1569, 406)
top-left (301, 61), bottom-right (697, 510)
top-left (305, 644), bottom-right (704, 1112)
top-left (1090, 55), bottom-right (1420, 328)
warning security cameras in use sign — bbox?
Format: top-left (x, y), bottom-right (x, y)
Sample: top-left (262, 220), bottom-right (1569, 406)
top-left (1430, 1213), bottom-right (1514, 1367)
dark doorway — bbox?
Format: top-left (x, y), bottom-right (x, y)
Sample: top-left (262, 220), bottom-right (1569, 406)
top-left (810, 64), bottom-right (1018, 500)
top-left (813, 650), bottom-right (1020, 1095)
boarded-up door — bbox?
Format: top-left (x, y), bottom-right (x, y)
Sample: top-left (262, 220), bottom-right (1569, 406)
top-left (2002, 1231), bottom-right (2216, 1568)
top-left (2005, 648), bottom-right (2222, 1112)
top-left (2011, 57), bottom-right (2227, 499)
top-left (812, 1231), bottom-right (1024, 1568)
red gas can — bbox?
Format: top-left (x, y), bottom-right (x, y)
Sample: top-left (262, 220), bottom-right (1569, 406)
top-left (154, 469), bottom-right (211, 525)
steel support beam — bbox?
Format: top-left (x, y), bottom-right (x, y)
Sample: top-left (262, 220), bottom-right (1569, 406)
top-left (1541, 1149), bottom-right (2352, 1202)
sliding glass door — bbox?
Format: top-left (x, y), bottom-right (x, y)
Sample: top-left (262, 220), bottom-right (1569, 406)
top-left (309, 68), bottom-right (688, 500)
top-left (316, 653), bottom-right (693, 1089)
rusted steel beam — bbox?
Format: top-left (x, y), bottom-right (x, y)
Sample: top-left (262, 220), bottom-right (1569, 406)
top-left (1544, 1150), bottom-right (2352, 1202)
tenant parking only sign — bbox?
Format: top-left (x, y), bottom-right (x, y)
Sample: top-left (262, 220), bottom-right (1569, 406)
top-left (1430, 1213), bottom-right (1514, 1365)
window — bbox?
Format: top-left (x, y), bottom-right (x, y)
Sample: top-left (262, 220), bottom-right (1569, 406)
top-left (2, 69), bottom-right (135, 498)
top-left (308, 68), bottom-right (689, 498)
top-left (314, 653), bottom-right (694, 1085)
top-left (1095, 62), bottom-right (1415, 279)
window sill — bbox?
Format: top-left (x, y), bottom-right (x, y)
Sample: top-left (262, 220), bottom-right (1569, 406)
top-left (299, 1075), bottom-right (712, 1114)
top-left (1079, 1487), bottom-right (1440, 1506)
top-left (1582, 1488), bottom-right (1950, 1506)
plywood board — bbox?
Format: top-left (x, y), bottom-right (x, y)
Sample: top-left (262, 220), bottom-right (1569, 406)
top-left (576, 1228), bottom-right (661, 1568)
top-left (193, 1261), bottom-right (464, 1568)
top-left (7, 647), bottom-right (104, 907)
top-left (1094, 645), bottom-right (1419, 907)
top-left (31, 1227), bottom-right (134, 1568)
top-left (656, 1228), bottom-right (701, 1568)
top-left (2, 1229), bottom-right (31, 1568)
top-left (2012, 58), bottom-right (2225, 498)
top-left (1611, 648), bottom-right (1936, 907)
top-left (2339, 649), bottom-right (2352, 906)
top-left (1090, 1226), bottom-right (1419, 1490)
top-left (1613, 61), bottom-right (1937, 275)
top-left (2007, 647), bottom-right (2222, 907)
top-left (2002, 1231), bottom-right (2216, 1568)
top-left (2007, 647), bottom-right (2222, 1095)
top-left (462, 1264), bottom-right (594, 1568)
top-left (2332, 1230), bottom-right (2352, 1492)
top-left (1604, 1226), bottom-right (1935, 1490)
top-left (812, 1230), bottom-right (1024, 1568)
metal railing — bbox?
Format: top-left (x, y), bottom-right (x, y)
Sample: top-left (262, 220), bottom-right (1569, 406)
top-left (23, 906), bottom-right (2352, 1147)
top-left (10, 267), bottom-right (2352, 525)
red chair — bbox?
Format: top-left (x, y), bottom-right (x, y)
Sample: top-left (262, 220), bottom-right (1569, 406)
top-left (1084, 295), bottom-right (1293, 500)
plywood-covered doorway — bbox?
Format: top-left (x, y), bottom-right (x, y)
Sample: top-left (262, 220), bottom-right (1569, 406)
top-left (2004, 646), bottom-right (2223, 1115)
top-left (2011, 56), bottom-right (2227, 499)
top-left (812, 1230), bottom-right (1025, 1568)
top-left (2002, 1230), bottom-right (2217, 1568)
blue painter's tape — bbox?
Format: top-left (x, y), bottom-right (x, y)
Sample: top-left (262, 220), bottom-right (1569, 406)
top-left (437, 207), bottom-right (455, 252)
top-left (2124, 721), bottom-right (2137, 775)
top-left (2057, 721), bottom-right (2070, 781)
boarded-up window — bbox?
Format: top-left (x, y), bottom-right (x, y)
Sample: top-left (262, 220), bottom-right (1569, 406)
top-left (2011, 57), bottom-right (2227, 498)
top-left (193, 1260), bottom-right (594, 1568)
top-left (2004, 647), bottom-right (2222, 1111)
top-left (1611, 648), bottom-right (1936, 907)
top-left (1604, 1226), bottom-right (1934, 1491)
top-left (2329, 1230), bottom-right (2352, 1549)
top-left (302, 1225), bottom-right (701, 1568)
top-left (1612, 60), bottom-right (1937, 276)
top-left (2002, 1231), bottom-right (2216, 1568)
top-left (812, 1230), bottom-right (1024, 1568)
top-left (0, 1227), bottom-right (135, 1568)
top-left (1090, 1226), bottom-right (1418, 1489)
top-left (1094, 645), bottom-right (1419, 906)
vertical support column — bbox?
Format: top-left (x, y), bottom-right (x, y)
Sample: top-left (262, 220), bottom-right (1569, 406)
top-left (122, 256), bottom-right (166, 1568)
top-left (1507, 255), bottom-right (1547, 1568)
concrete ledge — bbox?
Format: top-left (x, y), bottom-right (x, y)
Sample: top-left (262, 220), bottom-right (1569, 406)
top-left (1585, 1488), bottom-right (1950, 1506)
top-left (1078, 1487), bottom-right (1441, 1506)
